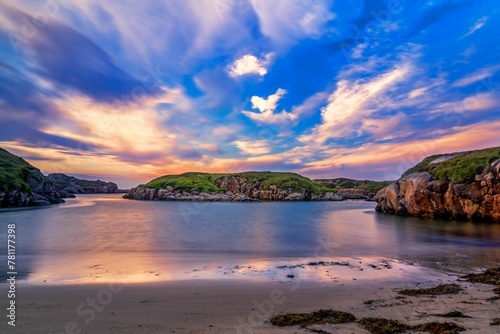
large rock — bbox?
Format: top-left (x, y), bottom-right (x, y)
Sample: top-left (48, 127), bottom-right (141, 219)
top-left (375, 159), bottom-right (500, 223)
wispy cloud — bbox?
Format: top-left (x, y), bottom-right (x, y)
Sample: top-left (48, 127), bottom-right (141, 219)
top-left (296, 121), bottom-right (500, 180)
top-left (248, 0), bottom-right (336, 46)
top-left (433, 92), bottom-right (499, 114)
top-left (461, 16), bottom-right (489, 39)
top-left (452, 65), bottom-right (500, 88)
top-left (300, 58), bottom-right (413, 144)
top-left (233, 140), bottom-right (271, 155)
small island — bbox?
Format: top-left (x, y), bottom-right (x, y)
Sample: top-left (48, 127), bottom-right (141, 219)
top-left (123, 172), bottom-right (391, 202)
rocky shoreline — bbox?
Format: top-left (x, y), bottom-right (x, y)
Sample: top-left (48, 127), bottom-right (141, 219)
top-left (122, 172), bottom-right (384, 202)
top-left (123, 185), bottom-right (354, 202)
top-left (375, 154), bottom-right (500, 223)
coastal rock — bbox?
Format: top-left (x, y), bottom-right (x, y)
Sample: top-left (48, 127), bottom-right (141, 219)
top-left (47, 173), bottom-right (124, 194)
top-left (375, 149), bottom-right (500, 223)
top-left (124, 172), bottom-right (391, 203)
top-left (124, 177), bottom-right (348, 202)
top-left (0, 148), bottom-right (65, 207)
top-left (0, 148), bottom-right (126, 208)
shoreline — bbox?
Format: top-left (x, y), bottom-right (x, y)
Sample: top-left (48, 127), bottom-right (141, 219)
top-left (1, 276), bottom-right (499, 333)
top-left (1, 262), bottom-right (499, 333)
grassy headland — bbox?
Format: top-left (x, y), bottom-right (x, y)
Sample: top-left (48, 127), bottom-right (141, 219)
top-left (401, 146), bottom-right (500, 184)
top-left (0, 148), bottom-right (42, 193)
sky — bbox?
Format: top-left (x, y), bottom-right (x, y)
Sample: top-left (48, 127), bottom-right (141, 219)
top-left (0, 0), bottom-right (499, 188)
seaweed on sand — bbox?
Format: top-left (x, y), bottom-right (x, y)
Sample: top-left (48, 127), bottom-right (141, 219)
top-left (460, 268), bottom-right (500, 286)
top-left (358, 317), bottom-right (465, 334)
top-left (433, 311), bottom-right (471, 318)
top-left (398, 284), bottom-right (463, 296)
top-left (412, 322), bottom-right (466, 334)
top-left (270, 309), bottom-right (356, 327)
top-left (358, 318), bottom-right (409, 334)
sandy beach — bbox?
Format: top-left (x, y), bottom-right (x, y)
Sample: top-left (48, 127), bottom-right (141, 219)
top-left (1, 261), bottom-right (499, 334)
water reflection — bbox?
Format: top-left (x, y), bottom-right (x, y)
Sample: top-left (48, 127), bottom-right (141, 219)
top-left (0, 195), bottom-right (499, 284)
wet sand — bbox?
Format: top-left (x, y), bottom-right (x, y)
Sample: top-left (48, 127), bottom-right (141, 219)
top-left (1, 262), bottom-right (499, 333)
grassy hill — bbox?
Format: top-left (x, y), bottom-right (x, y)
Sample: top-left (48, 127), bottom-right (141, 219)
top-left (402, 147), bottom-right (500, 183)
top-left (0, 148), bottom-right (43, 193)
top-left (314, 177), bottom-right (393, 192)
top-left (143, 171), bottom-right (333, 194)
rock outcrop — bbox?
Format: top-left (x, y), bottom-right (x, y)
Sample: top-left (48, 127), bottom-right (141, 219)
top-left (47, 173), bottom-right (124, 196)
top-left (0, 148), bottom-right (65, 207)
top-left (375, 149), bottom-right (500, 223)
top-left (124, 184), bottom-right (345, 202)
top-left (0, 148), bottom-right (125, 207)
top-left (123, 172), bottom-right (347, 202)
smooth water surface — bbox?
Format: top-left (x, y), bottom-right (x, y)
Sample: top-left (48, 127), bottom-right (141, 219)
top-left (1, 194), bottom-right (499, 284)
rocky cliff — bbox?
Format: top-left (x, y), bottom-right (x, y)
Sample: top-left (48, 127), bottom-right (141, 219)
top-left (375, 147), bottom-right (500, 223)
top-left (0, 148), bottom-right (124, 207)
top-left (47, 173), bottom-right (123, 195)
top-left (0, 148), bottom-right (65, 207)
top-left (124, 172), bottom-right (348, 202)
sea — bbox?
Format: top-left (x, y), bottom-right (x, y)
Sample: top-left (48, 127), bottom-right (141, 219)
top-left (1, 194), bottom-right (499, 284)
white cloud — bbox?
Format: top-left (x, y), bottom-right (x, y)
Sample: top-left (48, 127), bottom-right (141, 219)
top-left (233, 140), bottom-right (270, 155)
top-left (248, 0), bottom-right (336, 46)
top-left (242, 88), bottom-right (291, 125)
top-left (251, 88), bottom-right (287, 112)
top-left (228, 53), bottom-right (273, 77)
top-left (461, 16), bottom-right (489, 39)
top-left (242, 89), bottom-right (328, 126)
top-left (452, 65), bottom-right (500, 88)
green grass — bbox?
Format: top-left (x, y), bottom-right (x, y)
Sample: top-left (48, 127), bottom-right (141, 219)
top-left (402, 147), bottom-right (500, 184)
top-left (144, 173), bottom-right (222, 192)
top-left (143, 171), bottom-right (333, 194)
top-left (0, 148), bottom-right (42, 193)
top-left (314, 178), bottom-right (393, 192)
top-left (357, 181), bottom-right (393, 191)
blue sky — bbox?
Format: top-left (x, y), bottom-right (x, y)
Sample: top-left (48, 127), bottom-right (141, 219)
top-left (0, 0), bottom-right (499, 187)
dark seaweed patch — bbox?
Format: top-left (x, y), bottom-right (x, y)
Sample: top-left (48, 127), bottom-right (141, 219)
top-left (358, 317), bottom-right (408, 334)
top-left (270, 309), bottom-right (356, 327)
top-left (398, 284), bottom-right (463, 296)
top-left (461, 268), bottom-right (500, 286)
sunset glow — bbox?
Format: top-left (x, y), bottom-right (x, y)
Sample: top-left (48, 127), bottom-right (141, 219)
top-left (1, 1), bottom-right (499, 187)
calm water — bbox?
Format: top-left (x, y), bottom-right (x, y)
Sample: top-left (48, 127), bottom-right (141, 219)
top-left (1, 194), bottom-right (499, 284)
